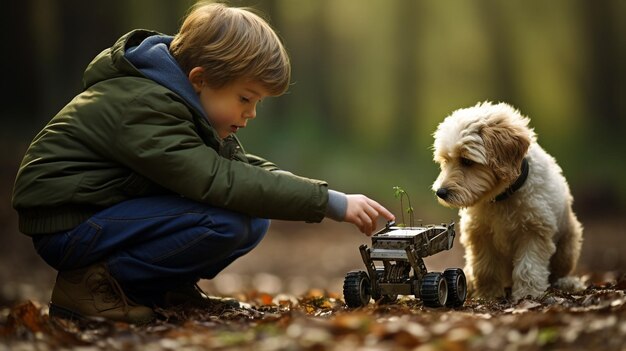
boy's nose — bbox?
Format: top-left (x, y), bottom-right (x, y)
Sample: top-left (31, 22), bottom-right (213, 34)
top-left (244, 109), bottom-right (256, 119)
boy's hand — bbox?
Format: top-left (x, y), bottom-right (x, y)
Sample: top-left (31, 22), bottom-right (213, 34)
top-left (344, 194), bottom-right (395, 236)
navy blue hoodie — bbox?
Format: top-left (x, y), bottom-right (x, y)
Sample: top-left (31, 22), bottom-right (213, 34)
top-left (125, 35), bottom-right (207, 120)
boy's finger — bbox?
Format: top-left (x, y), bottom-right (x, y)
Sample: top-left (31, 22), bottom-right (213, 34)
top-left (368, 199), bottom-right (395, 221)
top-left (362, 204), bottom-right (379, 223)
top-left (353, 216), bottom-right (367, 235)
top-left (359, 212), bottom-right (374, 236)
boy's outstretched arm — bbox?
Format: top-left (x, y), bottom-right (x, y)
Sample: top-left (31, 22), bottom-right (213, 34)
top-left (344, 194), bottom-right (395, 236)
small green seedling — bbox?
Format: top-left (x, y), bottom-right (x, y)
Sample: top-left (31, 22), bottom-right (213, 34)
top-left (392, 186), bottom-right (415, 227)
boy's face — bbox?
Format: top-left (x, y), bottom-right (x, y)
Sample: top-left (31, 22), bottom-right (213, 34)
top-left (191, 70), bottom-right (270, 140)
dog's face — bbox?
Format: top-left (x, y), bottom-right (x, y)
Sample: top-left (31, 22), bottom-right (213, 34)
top-left (432, 102), bottom-right (532, 208)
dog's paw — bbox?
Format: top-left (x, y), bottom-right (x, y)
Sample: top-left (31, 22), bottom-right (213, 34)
top-left (511, 286), bottom-right (545, 301)
top-left (552, 276), bottom-right (586, 293)
top-left (473, 285), bottom-right (507, 300)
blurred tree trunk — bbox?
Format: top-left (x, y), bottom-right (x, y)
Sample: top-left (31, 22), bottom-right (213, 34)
top-left (26, 0), bottom-right (126, 124)
top-left (580, 0), bottom-right (624, 132)
top-left (258, 0), bottom-right (294, 124)
top-left (4, 1), bottom-right (40, 123)
top-left (57, 1), bottom-right (125, 93)
top-left (391, 0), bottom-right (421, 156)
top-left (476, 0), bottom-right (519, 104)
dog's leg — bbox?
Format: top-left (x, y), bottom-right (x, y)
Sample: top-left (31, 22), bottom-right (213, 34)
top-left (466, 242), bottom-right (510, 299)
top-left (550, 208), bottom-right (585, 292)
top-left (511, 232), bottom-right (556, 301)
top-left (461, 217), bottom-right (509, 299)
top-left (549, 208), bottom-right (583, 282)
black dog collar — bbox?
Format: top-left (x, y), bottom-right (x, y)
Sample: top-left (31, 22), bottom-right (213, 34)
top-left (493, 158), bottom-right (529, 202)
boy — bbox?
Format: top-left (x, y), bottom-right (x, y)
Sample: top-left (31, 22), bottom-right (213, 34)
top-left (11, 3), bottom-right (394, 324)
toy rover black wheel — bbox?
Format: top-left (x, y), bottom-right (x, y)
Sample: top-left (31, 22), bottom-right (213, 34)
top-left (420, 272), bottom-right (448, 308)
top-left (443, 268), bottom-right (467, 307)
top-left (343, 271), bottom-right (371, 308)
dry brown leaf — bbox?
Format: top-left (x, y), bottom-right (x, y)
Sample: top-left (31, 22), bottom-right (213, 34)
top-left (1, 273), bottom-right (625, 351)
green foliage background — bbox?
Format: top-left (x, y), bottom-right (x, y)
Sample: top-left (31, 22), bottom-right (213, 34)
top-left (3, 0), bottom-right (624, 221)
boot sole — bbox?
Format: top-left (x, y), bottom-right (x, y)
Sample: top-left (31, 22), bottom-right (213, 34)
top-left (49, 303), bottom-right (92, 322)
top-left (49, 303), bottom-right (155, 325)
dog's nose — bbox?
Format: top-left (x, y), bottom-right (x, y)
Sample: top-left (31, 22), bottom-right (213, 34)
top-left (436, 188), bottom-right (449, 200)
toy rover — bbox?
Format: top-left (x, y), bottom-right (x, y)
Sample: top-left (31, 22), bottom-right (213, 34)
top-left (343, 221), bottom-right (466, 308)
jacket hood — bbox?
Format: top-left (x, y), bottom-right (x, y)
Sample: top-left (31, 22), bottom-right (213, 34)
top-left (83, 30), bottom-right (206, 118)
top-left (124, 34), bottom-right (207, 119)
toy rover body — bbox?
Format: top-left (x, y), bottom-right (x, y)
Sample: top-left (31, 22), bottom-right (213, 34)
top-left (343, 221), bottom-right (467, 308)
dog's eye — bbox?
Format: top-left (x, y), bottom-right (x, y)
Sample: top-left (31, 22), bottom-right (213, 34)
top-left (460, 157), bottom-right (474, 167)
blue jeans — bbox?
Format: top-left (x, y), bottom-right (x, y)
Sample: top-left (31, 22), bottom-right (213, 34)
top-left (33, 195), bottom-right (269, 305)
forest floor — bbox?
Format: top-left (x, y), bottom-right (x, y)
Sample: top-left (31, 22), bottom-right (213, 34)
top-left (1, 220), bottom-right (625, 350)
top-left (1, 274), bottom-right (625, 351)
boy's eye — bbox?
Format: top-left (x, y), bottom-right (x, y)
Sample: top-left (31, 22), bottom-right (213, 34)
top-left (240, 96), bottom-right (250, 103)
top-left (460, 157), bottom-right (474, 166)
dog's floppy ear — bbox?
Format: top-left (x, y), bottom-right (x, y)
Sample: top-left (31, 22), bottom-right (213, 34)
top-left (481, 121), bottom-right (531, 182)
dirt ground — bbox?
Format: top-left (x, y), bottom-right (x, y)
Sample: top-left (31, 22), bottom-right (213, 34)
top-left (1, 215), bottom-right (625, 350)
top-left (2, 217), bottom-right (624, 305)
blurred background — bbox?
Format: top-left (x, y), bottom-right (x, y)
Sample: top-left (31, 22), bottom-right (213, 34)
top-left (1, 0), bottom-right (624, 303)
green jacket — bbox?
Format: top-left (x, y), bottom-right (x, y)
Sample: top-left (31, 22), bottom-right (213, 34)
top-left (12, 30), bottom-right (329, 235)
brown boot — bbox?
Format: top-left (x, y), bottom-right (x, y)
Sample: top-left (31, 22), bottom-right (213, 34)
top-left (49, 263), bottom-right (155, 324)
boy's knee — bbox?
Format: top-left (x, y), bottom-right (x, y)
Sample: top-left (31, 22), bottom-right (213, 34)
top-left (237, 217), bottom-right (269, 249)
top-left (206, 212), bottom-right (268, 251)
top-left (250, 218), bottom-right (270, 240)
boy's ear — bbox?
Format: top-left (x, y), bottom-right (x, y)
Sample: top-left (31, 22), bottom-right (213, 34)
top-left (188, 67), bottom-right (205, 93)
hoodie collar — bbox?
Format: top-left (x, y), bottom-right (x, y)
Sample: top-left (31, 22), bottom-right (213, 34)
top-left (124, 35), bottom-right (207, 120)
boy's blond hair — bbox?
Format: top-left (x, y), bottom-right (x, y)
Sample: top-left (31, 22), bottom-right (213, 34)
top-left (170, 2), bottom-right (290, 96)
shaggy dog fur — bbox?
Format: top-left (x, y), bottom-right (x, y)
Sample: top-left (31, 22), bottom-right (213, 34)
top-left (432, 101), bottom-right (583, 301)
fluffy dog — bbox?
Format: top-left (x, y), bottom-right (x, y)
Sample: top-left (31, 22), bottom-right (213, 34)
top-left (431, 101), bottom-right (583, 301)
